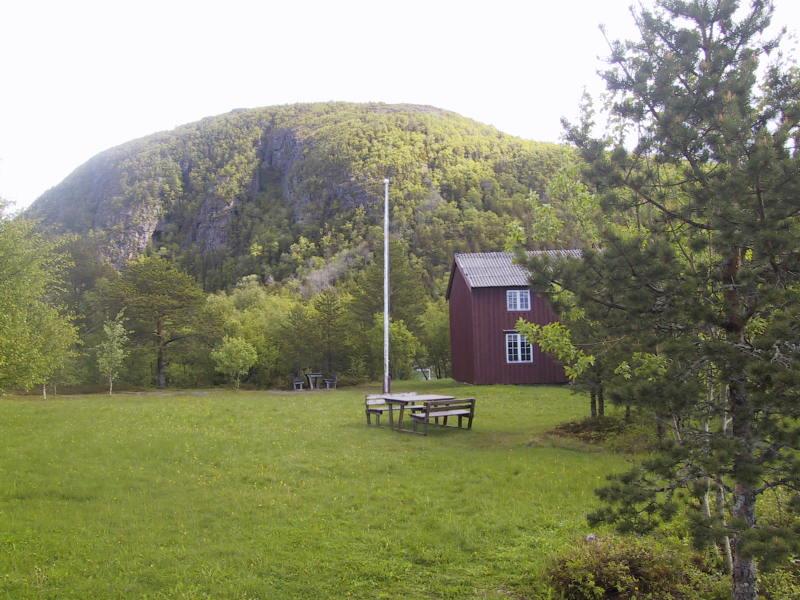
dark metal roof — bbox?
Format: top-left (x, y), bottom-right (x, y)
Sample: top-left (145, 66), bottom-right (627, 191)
top-left (450, 250), bottom-right (582, 292)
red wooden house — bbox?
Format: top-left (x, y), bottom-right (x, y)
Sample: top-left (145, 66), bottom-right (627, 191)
top-left (446, 251), bottom-right (580, 385)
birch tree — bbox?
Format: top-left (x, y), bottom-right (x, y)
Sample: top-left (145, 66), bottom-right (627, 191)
top-left (96, 312), bottom-right (130, 395)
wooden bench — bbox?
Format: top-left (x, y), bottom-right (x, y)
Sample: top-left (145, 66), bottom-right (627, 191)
top-left (365, 394), bottom-right (425, 426)
top-left (323, 374), bottom-right (338, 390)
top-left (410, 398), bottom-right (476, 435)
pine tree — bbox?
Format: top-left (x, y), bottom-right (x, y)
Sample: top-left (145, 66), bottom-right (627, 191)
top-left (309, 288), bottom-right (351, 375)
top-left (100, 256), bottom-right (205, 388)
top-left (349, 239), bottom-right (428, 336)
top-left (528, 2), bottom-right (800, 598)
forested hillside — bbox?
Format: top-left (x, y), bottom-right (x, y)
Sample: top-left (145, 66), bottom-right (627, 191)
top-left (28, 102), bottom-right (574, 291)
top-left (11, 103), bottom-right (585, 391)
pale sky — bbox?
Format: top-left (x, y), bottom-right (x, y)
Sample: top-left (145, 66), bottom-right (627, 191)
top-left (1, 0), bottom-right (798, 212)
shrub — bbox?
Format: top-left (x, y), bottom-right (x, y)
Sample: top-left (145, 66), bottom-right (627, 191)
top-left (546, 535), bottom-right (727, 599)
top-left (550, 415), bottom-right (657, 454)
top-left (760, 566), bottom-right (800, 599)
top-left (551, 416), bottom-right (627, 444)
top-left (211, 336), bottom-right (258, 389)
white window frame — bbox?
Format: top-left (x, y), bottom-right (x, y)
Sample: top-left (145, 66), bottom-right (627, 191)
top-left (505, 332), bottom-right (533, 364)
top-left (506, 289), bottom-right (531, 311)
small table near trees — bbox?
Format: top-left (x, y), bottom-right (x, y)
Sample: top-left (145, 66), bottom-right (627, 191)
top-left (383, 394), bottom-right (455, 432)
top-left (305, 372), bottom-right (323, 390)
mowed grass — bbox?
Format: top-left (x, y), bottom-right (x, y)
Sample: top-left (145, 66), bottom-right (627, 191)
top-left (0, 381), bottom-right (630, 599)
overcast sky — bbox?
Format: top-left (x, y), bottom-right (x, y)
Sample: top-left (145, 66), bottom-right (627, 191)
top-left (2, 0), bottom-right (798, 211)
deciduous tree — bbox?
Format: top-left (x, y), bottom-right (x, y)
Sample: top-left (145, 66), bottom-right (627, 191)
top-left (96, 311), bottom-right (130, 395)
top-left (211, 336), bottom-right (257, 389)
top-left (0, 210), bottom-right (78, 392)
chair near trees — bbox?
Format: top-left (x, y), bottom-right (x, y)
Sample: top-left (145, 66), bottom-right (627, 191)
top-left (292, 375), bottom-right (305, 391)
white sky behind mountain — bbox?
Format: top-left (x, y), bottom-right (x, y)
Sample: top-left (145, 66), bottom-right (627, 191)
top-left (1, 0), bottom-right (798, 212)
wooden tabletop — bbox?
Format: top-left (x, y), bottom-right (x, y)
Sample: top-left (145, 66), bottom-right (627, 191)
top-left (382, 394), bottom-right (455, 403)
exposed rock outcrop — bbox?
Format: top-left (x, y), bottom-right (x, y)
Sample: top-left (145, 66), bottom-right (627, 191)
top-left (26, 102), bottom-right (573, 284)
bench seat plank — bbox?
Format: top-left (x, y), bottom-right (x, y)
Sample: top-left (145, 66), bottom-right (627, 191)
top-left (368, 405), bottom-right (425, 413)
top-left (410, 409), bottom-right (470, 419)
top-left (410, 398), bottom-right (476, 434)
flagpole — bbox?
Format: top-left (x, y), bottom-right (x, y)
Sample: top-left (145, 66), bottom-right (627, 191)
top-left (383, 178), bottom-right (391, 394)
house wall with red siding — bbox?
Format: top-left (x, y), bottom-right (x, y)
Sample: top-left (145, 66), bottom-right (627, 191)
top-left (448, 268), bottom-right (475, 382)
top-left (470, 287), bottom-right (568, 385)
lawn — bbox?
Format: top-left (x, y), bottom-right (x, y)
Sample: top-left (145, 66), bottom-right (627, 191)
top-left (0, 381), bottom-right (630, 599)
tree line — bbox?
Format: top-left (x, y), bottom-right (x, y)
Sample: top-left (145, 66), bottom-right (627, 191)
top-left (0, 217), bottom-right (450, 395)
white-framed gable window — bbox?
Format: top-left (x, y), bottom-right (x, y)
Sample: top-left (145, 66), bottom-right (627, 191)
top-left (506, 289), bottom-right (531, 311)
top-left (505, 332), bottom-right (533, 363)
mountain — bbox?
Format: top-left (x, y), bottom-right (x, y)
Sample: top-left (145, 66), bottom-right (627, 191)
top-left (27, 102), bottom-right (574, 290)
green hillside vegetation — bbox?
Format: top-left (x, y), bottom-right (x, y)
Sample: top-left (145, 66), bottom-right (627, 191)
top-left (17, 103), bottom-right (586, 392)
top-left (29, 103), bottom-right (575, 290)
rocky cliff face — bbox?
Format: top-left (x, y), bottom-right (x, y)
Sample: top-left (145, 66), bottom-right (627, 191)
top-left (31, 108), bottom-right (359, 265)
top-left (27, 102), bottom-right (573, 285)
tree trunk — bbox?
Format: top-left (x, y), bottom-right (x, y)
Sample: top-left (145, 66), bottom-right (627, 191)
top-left (42, 384), bottom-right (47, 400)
top-left (156, 317), bottom-right (166, 389)
top-left (590, 389), bottom-right (597, 419)
top-left (598, 385), bottom-right (605, 417)
top-left (109, 374), bottom-right (113, 396)
top-left (625, 404), bottom-right (631, 422)
top-left (716, 479), bottom-right (734, 574)
top-left (703, 409), bottom-right (733, 573)
top-left (718, 398), bottom-right (735, 575)
top-left (729, 378), bottom-right (757, 600)
top-left (731, 486), bottom-right (757, 600)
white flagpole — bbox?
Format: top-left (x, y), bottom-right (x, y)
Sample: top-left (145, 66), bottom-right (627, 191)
top-left (383, 178), bottom-right (391, 394)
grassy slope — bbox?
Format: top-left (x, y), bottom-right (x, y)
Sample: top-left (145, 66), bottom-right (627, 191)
top-left (0, 382), bottom-right (628, 599)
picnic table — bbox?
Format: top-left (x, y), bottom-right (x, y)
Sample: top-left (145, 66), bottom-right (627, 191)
top-left (383, 393), bottom-right (455, 432)
top-left (306, 372), bottom-right (323, 390)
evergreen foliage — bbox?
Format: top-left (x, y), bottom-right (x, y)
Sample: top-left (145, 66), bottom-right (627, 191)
top-left (98, 256), bottom-right (206, 388)
top-left (515, 2), bottom-right (800, 598)
top-left (28, 103), bottom-right (575, 290)
top-left (348, 239), bottom-right (428, 335)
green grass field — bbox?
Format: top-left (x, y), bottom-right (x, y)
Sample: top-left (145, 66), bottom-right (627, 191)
top-left (0, 381), bottom-right (630, 599)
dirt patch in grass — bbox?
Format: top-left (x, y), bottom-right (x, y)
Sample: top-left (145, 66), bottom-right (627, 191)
top-left (551, 416), bottom-right (627, 443)
top-left (548, 416), bottom-right (656, 453)
top-left (525, 433), bottom-right (605, 453)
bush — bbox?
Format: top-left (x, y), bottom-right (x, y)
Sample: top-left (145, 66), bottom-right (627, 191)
top-left (546, 535), bottom-right (727, 599)
top-left (550, 415), bottom-right (657, 454)
top-left (551, 416), bottom-right (626, 444)
top-left (760, 566), bottom-right (800, 599)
